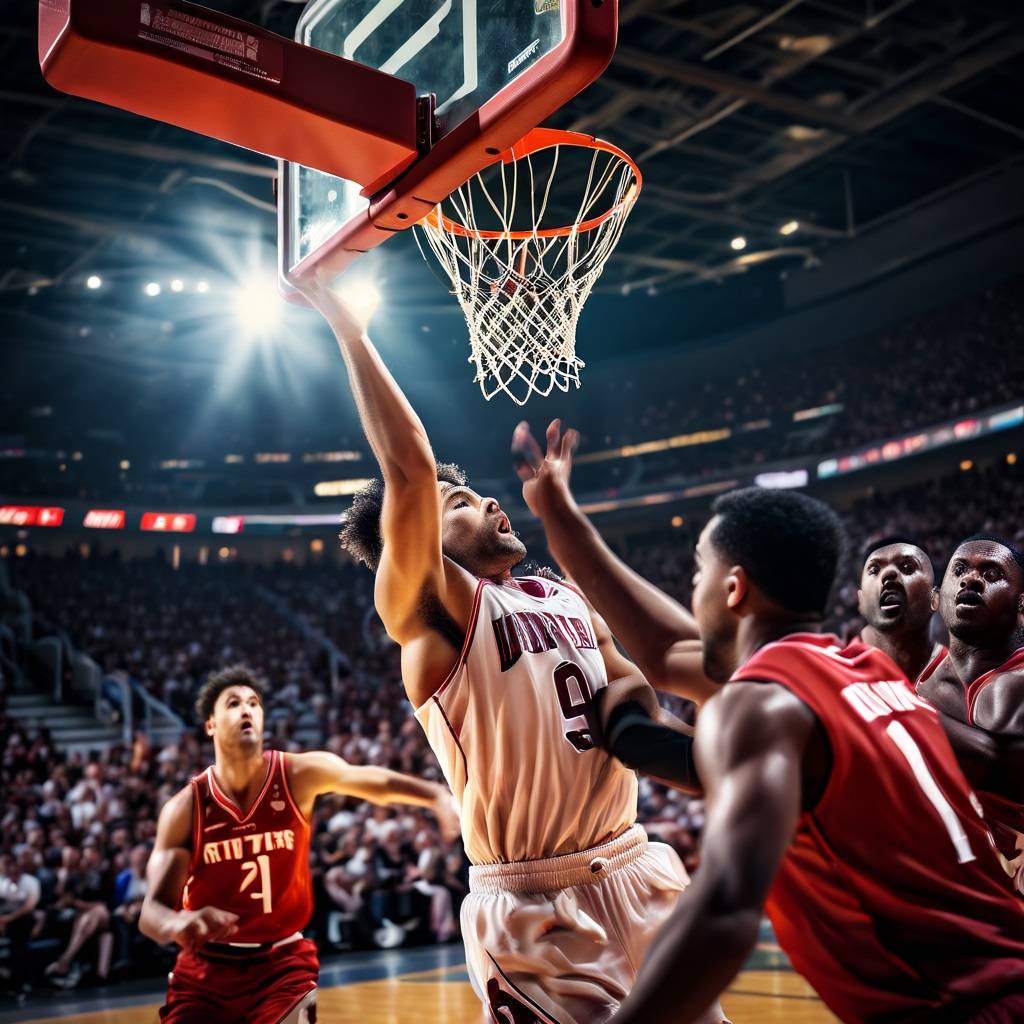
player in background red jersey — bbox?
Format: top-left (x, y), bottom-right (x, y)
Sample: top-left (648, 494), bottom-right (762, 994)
top-left (512, 423), bottom-right (1024, 1023)
top-left (917, 534), bottom-right (1024, 894)
top-left (857, 535), bottom-right (945, 682)
top-left (140, 666), bottom-right (458, 1024)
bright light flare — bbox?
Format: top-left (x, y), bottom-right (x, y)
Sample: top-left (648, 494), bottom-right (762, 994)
top-left (145, 281), bottom-right (161, 296)
top-left (171, 279), bottom-right (185, 292)
top-left (779, 220), bottom-right (800, 236)
top-left (86, 275), bottom-right (102, 290)
top-left (234, 279), bottom-right (283, 336)
top-left (338, 280), bottom-right (382, 323)
top-left (730, 236), bottom-right (747, 251)
top-left (196, 281), bottom-right (210, 293)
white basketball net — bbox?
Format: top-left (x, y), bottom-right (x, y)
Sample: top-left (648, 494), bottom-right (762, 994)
top-left (416, 136), bottom-right (640, 405)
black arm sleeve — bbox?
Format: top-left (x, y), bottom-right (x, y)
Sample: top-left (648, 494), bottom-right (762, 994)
top-left (603, 701), bottom-right (702, 791)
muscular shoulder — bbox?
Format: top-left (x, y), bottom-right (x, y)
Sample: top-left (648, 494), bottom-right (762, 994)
top-left (973, 668), bottom-right (1024, 735)
top-left (697, 682), bottom-right (818, 769)
top-left (156, 783), bottom-right (194, 849)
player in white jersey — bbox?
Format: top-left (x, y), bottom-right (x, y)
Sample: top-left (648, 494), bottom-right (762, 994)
top-left (296, 276), bottom-right (725, 1024)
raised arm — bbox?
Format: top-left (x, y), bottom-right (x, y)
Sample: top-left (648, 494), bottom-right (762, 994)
top-left (139, 787), bottom-right (239, 951)
top-left (514, 420), bottom-right (717, 703)
top-left (286, 751), bottom-right (460, 841)
top-left (610, 682), bottom-right (815, 1024)
top-left (298, 277), bottom-right (474, 692)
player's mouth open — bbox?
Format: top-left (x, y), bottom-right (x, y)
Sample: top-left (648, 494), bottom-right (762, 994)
top-left (496, 515), bottom-right (511, 534)
top-left (880, 587), bottom-right (904, 607)
top-left (956, 591), bottom-right (984, 607)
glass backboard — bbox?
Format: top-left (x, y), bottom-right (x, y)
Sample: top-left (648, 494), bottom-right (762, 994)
top-left (284, 0), bottom-right (568, 274)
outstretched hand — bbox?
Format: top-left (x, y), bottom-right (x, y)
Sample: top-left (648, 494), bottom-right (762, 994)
top-left (512, 419), bottom-right (580, 520)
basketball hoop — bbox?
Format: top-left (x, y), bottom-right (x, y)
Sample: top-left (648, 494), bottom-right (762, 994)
top-left (416, 128), bottom-right (642, 405)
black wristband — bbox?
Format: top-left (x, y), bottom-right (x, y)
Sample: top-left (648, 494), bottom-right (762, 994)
top-left (604, 701), bottom-right (701, 790)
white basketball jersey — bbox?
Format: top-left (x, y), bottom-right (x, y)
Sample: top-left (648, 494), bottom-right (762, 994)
top-left (415, 575), bottom-right (638, 865)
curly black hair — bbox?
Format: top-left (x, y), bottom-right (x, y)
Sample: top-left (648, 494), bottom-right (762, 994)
top-left (709, 487), bottom-right (844, 617)
top-left (194, 665), bottom-right (265, 724)
top-left (339, 462), bottom-right (468, 571)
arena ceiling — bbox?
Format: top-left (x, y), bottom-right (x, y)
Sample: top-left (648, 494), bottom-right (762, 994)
top-left (1, 0), bottom-right (1023, 450)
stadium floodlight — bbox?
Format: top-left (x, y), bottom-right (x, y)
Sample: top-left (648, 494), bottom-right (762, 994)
top-left (86, 275), bottom-right (102, 290)
top-left (234, 279), bottom-right (283, 336)
top-left (145, 281), bottom-right (161, 296)
top-left (780, 220), bottom-right (800, 236)
top-left (171, 279), bottom-right (185, 292)
top-left (196, 281), bottom-right (210, 293)
top-left (730, 236), bottom-right (747, 251)
top-left (339, 280), bottom-right (382, 324)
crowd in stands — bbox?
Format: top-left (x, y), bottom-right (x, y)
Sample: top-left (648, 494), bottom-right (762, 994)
top-left (0, 548), bottom-right (704, 998)
top-left (5, 276), bottom-right (1023, 506)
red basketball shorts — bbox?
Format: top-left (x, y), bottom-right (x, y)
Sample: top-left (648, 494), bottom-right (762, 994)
top-left (160, 937), bottom-right (319, 1024)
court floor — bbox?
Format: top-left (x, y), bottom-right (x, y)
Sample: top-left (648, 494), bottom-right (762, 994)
top-left (4, 927), bottom-right (836, 1023)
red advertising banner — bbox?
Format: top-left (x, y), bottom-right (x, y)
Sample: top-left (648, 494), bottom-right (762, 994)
top-left (140, 512), bottom-right (197, 533)
top-left (0, 505), bottom-right (65, 527)
top-left (83, 509), bottom-right (126, 529)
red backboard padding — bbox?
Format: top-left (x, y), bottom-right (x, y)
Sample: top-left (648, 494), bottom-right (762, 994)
top-left (38, 0), bottom-right (419, 189)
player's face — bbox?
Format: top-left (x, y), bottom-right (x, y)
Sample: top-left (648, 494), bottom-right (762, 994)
top-left (939, 541), bottom-right (1024, 645)
top-left (691, 517), bottom-right (738, 683)
top-left (439, 483), bottom-right (526, 577)
top-left (858, 544), bottom-right (936, 634)
top-left (208, 685), bottom-right (264, 753)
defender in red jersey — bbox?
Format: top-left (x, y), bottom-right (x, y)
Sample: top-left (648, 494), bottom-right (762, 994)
top-left (596, 490), bottom-right (1024, 1024)
top-left (857, 536), bottom-right (945, 683)
top-left (140, 666), bottom-right (458, 1024)
top-left (916, 534), bottom-right (1024, 894)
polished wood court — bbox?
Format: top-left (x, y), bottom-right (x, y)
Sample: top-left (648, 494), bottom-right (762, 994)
top-left (6, 936), bottom-right (837, 1023)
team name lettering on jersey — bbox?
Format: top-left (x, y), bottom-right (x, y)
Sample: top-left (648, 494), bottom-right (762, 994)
top-left (491, 610), bottom-right (597, 672)
top-left (202, 829), bottom-right (295, 864)
top-left (842, 680), bottom-right (934, 722)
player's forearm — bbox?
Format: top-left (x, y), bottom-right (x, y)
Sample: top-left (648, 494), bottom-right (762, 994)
top-left (139, 897), bottom-right (185, 945)
top-left (329, 321), bottom-right (435, 483)
top-left (341, 765), bottom-right (446, 809)
top-left (538, 491), bottom-right (699, 685)
top-left (612, 882), bottom-right (757, 1024)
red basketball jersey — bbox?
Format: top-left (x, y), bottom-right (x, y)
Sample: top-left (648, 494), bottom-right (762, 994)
top-left (183, 749), bottom-right (313, 943)
top-left (733, 633), bottom-right (1024, 1023)
top-left (918, 646), bottom-right (1024, 888)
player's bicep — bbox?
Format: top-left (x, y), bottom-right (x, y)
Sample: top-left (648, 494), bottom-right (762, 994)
top-left (146, 789), bottom-right (194, 907)
top-left (695, 684), bottom-right (812, 908)
top-left (375, 478), bottom-right (445, 633)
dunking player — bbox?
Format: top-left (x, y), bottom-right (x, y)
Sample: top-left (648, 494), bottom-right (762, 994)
top-left (140, 666), bottom-right (458, 1023)
top-left (296, 279), bottom-right (724, 1023)
top-left (916, 534), bottom-right (1024, 893)
top-left (516, 424), bottom-right (1024, 1023)
top-left (858, 536), bottom-right (944, 682)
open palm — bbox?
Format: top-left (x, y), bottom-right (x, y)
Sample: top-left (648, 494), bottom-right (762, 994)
top-left (512, 419), bottom-right (580, 519)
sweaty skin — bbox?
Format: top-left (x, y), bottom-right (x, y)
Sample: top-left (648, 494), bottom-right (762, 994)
top-left (513, 419), bottom-right (718, 705)
top-left (296, 279), bottom-right (637, 706)
top-left (139, 684), bottom-right (457, 951)
top-left (916, 540), bottom-right (1024, 804)
top-left (610, 517), bottom-right (829, 1024)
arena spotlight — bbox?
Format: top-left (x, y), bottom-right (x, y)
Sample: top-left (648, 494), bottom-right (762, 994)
top-left (233, 279), bottom-right (283, 335)
top-left (338, 279), bottom-right (382, 323)
top-left (145, 281), bottom-right (161, 296)
top-left (730, 236), bottom-right (748, 251)
top-left (86, 274), bottom-right (103, 290)
top-left (196, 281), bottom-right (210, 294)
top-left (779, 220), bottom-right (800, 236)
top-left (171, 279), bottom-right (185, 292)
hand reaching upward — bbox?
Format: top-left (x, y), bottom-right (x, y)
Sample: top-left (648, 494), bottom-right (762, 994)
top-left (512, 418), bottom-right (580, 520)
top-left (294, 270), bottom-right (368, 340)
